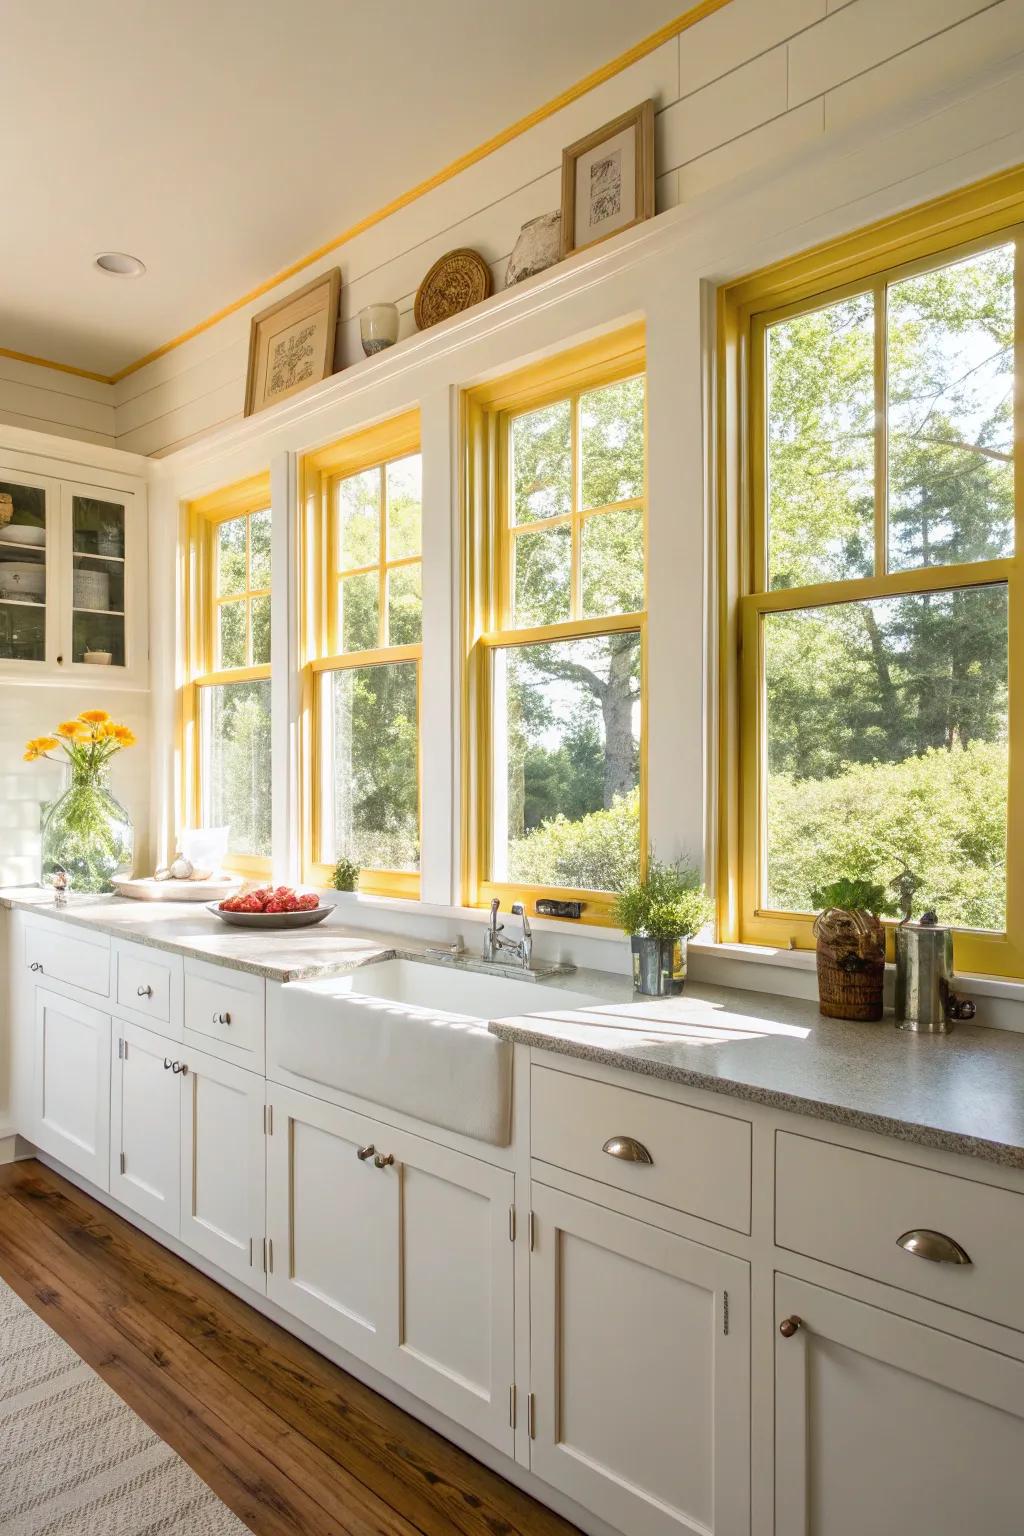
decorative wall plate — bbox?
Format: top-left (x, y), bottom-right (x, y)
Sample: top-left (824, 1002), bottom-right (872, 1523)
top-left (414, 248), bottom-right (493, 330)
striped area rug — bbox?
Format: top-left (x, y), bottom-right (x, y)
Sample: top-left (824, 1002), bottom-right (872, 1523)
top-left (0, 1277), bottom-right (249, 1535)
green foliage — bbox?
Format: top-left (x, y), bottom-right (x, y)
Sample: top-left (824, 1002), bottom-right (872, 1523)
top-left (209, 681), bottom-right (273, 858)
top-left (329, 661), bottom-right (419, 872)
top-left (508, 788), bottom-right (641, 893)
top-left (612, 851), bottom-right (714, 939)
top-left (331, 857), bottom-right (359, 892)
top-left (809, 877), bottom-right (897, 918)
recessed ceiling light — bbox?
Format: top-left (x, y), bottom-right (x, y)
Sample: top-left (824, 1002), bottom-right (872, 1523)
top-left (94, 251), bottom-right (146, 278)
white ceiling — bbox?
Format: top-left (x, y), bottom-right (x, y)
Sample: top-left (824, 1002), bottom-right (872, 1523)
top-left (1, 0), bottom-right (684, 377)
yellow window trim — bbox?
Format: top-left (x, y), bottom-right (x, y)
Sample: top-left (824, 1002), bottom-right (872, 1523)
top-left (718, 167), bottom-right (1024, 978)
top-left (462, 325), bottom-right (647, 927)
top-left (299, 412), bottom-right (423, 896)
top-left (182, 471), bottom-right (273, 878)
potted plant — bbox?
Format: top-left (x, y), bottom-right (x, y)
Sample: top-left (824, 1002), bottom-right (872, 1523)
top-left (811, 876), bottom-right (898, 1022)
top-left (24, 710), bottom-right (136, 893)
top-left (331, 856), bottom-right (360, 893)
top-left (612, 857), bottom-right (714, 997)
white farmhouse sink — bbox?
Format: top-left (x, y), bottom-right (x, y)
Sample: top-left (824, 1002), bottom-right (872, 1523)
top-left (269, 958), bottom-right (596, 1146)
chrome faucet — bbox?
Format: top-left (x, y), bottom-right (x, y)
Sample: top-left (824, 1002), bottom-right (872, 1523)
top-left (482, 897), bottom-right (533, 970)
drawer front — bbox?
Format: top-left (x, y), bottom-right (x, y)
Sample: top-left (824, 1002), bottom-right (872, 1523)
top-left (776, 1131), bottom-right (1024, 1332)
top-left (25, 920), bottom-right (110, 998)
top-left (184, 960), bottom-right (265, 1062)
top-left (114, 942), bottom-right (181, 1031)
top-left (531, 1065), bottom-right (752, 1234)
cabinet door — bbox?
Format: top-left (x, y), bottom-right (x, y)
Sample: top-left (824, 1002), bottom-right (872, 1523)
top-left (376, 1122), bottom-right (515, 1456)
top-left (32, 986), bottom-right (111, 1189)
top-left (60, 480), bottom-right (147, 686)
top-left (0, 467), bottom-right (57, 676)
top-left (775, 1274), bottom-right (1024, 1536)
top-left (266, 1085), bottom-right (393, 1370)
top-left (180, 1044), bottom-right (266, 1290)
top-left (109, 1022), bottom-right (181, 1234)
top-left (530, 1183), bottom-right (750, 1536)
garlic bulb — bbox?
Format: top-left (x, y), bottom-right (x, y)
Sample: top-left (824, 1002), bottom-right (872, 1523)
top-left (169, 854), bottom-right (194, 880)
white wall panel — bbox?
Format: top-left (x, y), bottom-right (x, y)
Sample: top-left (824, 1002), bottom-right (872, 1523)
top-left (678, 0), bottom-right (825, 96)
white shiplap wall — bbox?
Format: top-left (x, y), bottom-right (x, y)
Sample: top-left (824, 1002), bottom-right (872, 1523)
top-left (0, 0), bottom-right (1020, 456)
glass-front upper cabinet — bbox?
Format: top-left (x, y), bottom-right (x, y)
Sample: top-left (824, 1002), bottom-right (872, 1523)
top-left (0, 462), bottom-right (147, 687)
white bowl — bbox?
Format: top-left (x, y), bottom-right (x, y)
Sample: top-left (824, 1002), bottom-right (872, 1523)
top-left (0, 525), bottom-right (45, 547)
top-left (0, 562), bottom-right (45, 601)
top-left (84, 650), bottom-right (113, 665)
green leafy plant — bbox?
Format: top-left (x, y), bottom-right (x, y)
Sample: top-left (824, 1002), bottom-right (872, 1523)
top-left (331, 857), bottom-right (360, 893)
top-left (810, 876), bottom-right (898, 917)
top-left (612, 856), bottom-right (714, 940)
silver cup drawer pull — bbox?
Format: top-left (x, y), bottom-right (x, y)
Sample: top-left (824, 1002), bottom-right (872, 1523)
top-left (897, 1228), bottom-right (972, 1266)
top-left (137, 984), bottom-right (153, 998)
top-left (602, 1135), bottom-right (654, 1165)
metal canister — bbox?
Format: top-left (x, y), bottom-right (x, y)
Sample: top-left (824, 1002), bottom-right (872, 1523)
top-left (894, 912), bottom-right (976, 1033)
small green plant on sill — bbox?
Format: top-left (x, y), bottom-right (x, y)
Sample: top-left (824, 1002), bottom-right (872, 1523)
top-left (331, 857), bottom-right (360, 893)
top-left (612, 855), bottom-right (714, 940)
top-left (810, 876), bottom-right (898, 918)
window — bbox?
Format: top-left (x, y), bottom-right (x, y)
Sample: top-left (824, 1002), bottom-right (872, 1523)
top-left (722, 175), bottom-right (1024, 976)
top-left (464, 327), bottom-right (646, 924)
top-left (300, 411), bottom-right (421, 895)
top-left (184, 474), bottom-right (273, 874)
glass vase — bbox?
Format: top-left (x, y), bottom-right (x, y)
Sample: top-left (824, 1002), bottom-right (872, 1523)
top-left (41, 764), bottom-right (133, 894)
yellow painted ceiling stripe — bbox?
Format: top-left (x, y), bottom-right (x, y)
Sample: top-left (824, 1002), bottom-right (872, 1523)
top-left (6, 0), bottom-right (734, 388)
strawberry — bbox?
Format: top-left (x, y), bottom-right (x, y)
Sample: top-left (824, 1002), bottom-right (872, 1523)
top-left (219, 897), bottom-right (239, 911)
top-left (265, 897), bottom-right (286, 913)
top-left (296, 893), bottom-right (319, 911)
top-left (279, 893), bottom-right (300, 912)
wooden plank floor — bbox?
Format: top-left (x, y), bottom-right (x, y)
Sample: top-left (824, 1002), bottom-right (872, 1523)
top-left (0, 1159), bottom-right (579, 1536)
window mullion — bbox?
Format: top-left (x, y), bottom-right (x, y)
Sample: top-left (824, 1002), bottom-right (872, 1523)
top-left (379, 465), bottom-right (388, 647)
top-left (873, 279), bottom-right (888, 578)
top-left (571, 391), bottom-right (582, 620)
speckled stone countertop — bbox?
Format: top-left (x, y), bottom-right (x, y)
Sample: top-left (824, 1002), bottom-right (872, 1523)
top-left (489, 989), bottom-right (1024, 1170)
top-left (0, 887), bottom-right (633, 997)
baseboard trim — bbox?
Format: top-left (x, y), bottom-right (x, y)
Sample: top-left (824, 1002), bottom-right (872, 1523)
top-left (30, 1153), bottom-right (621, 1536)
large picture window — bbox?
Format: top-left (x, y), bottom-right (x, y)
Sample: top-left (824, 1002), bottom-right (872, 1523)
top-left (464, 327), bottom-right (646, 924)
top-left (723, 183), bottom-right (1023, 977)
top-left (301, 412), bottom-right (421, 896)
top-left (184, 474), bottom-right (273, 874)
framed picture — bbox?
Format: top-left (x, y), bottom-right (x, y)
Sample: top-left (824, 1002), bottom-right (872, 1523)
top-left (560, 100), bottom-right (655, 259)
top-left (243, 269), bottom-right (341, 417)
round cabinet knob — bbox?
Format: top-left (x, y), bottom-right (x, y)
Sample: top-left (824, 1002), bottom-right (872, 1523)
top-left (779, 1316), bottom-right (802, 1338)
top-left (29, 962), bottom-right (43, 973)
top-left (356, 1144), bottom-right (376, 1162)
top-left (374, 1152), bottom-right (395, 1169)
top-left (212, 1011), bottom-right (231, 1026)
top-left (137, 984), bottom-right (153, 998)
top-left (163, 1058), bottom-right (173, 1070)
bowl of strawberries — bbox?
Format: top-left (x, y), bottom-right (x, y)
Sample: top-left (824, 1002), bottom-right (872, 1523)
top-left (208, 886), bottom-right (331, 928)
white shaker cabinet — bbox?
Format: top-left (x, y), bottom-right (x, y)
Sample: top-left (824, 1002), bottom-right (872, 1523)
top-left (774, 1274), bottom-right (1024, 1536)
top-left (529, 1182), bottom-right (750, 1536)
top-left (180, 1043), bottom-right (266, 1289)
top-left (32, 986), bottom-right (111, 1189)
top-left (110, 1020), bottom-right (181, 1234)
top-left (266, 1083), bottom-right (515, 1455)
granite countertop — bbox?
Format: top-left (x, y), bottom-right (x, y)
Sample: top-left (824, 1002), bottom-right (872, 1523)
top-left (0, 887), bottom-right (632, 997)
top-left (488, 988), bottom-right (1024, 1170)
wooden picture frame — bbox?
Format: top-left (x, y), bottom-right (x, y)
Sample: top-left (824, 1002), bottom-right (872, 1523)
top-left (560, 100), bottom-right (655, 259)
top-left (243, 269), bottom-right (341, 417)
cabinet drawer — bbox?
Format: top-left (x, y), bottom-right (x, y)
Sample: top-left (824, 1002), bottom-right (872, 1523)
top-left (114, 942), bottom-right (182, 1034)
top-left (25, 918), bottom-right (109, 997)
top-left (776, 1131), bottom-right (1024, 1333)
top-left (531, 1065), bottom-right (751, 1234)
top-left (184, 959), bottom-right (265, 1065)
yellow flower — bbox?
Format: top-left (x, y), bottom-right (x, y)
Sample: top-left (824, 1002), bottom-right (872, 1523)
top-left (110, 725), bottom-right (136, 747)
top-left (56, 720), bottom-right (90, 741)
top-left (23, 747), bottom-right (40, 762)
top-left (33, 737), bottom-right (59, 752)
top-left (78, 709), bottom-right (111, 725)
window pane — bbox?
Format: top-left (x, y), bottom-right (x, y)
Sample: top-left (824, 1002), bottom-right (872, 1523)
top-left (888, 243), bottom-right (1014, 572)
top-left (202, 678), bottom-right (272, 858)
top-left (218, 600), bottom-right (246, 669)
top-left (249, 507), bottom-right (272, 589)
top-left (581, 508), bottom-right (644, 617)
top-left (338, 468), bottom-right (380, 571)
top-left (387, 563), bottom-right (422, 646)
top-left (766, 293), bottom-right (875, 588)
top-left (512, 524), bottom-right (571, 626)
top-left (386, 455), bottom-right (422, 559)
top-left (340, 571), bottom-right (379, 652)
top-left (491, 632), bottom-right (641, 892)
top-left (511, 401), bottom-right (571, 524)
top-left (580, 376), bottom-right (644, 509)
top-left (217, 516), bottom-right (247, 596)
top-left (321, 662), bottom-right (419, 870)
top-left (250, 593), bottom-right (271, 665)
top-left (764, 584), bottom-right (1008, 930)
